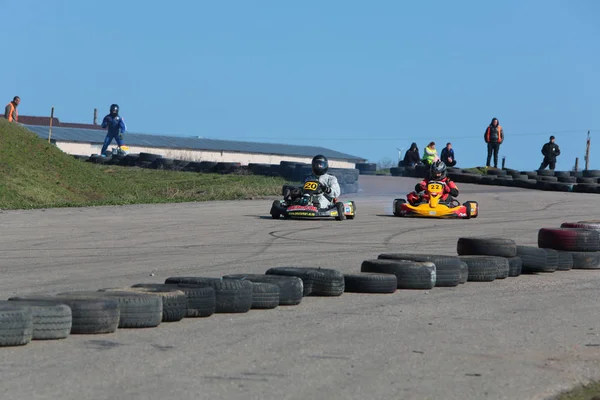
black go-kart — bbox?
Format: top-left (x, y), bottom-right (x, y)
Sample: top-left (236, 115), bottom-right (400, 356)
top-left (270, 179), bottom-right (356, 221)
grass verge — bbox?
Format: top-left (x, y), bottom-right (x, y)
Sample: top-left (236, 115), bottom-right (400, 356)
top-left (554, 381), bottom-right (600, 400)
top-left (0, 119), bottom-right (286, 210)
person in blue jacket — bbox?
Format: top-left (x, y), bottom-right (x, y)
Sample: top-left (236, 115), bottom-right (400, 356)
top-left (100, 104), bottom-right (127, 156)
top-left (440, 142), bottom-right (457, 167)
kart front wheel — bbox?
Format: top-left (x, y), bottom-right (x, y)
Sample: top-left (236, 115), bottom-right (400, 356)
top-left (393, 199), bottom-right (406, 216)
top-left (335, 202), bottom-right (345, 221)
top-left (270, 200), bottom-right (282, 219)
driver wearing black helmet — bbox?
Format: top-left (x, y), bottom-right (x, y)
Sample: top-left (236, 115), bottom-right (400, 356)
top-left (407, 160), bottom-right (459, 205)
top-left (306, 154), bottom-right (341, 209)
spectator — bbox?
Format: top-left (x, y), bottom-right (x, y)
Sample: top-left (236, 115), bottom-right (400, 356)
top-left (539, 135), bottom-right (560, 170)
top-left (421, 142), bottom-right (438, 166)
top-left (4, 96), bottom-right (20, 122)
top-left (440, 142), bottom-right (457, 167)
top-left (484, 117), bottom-right (503, 168)
top-left (100, 103), bottom-right (127, 156)
top-left (401, 142), bottom-right (422, 167)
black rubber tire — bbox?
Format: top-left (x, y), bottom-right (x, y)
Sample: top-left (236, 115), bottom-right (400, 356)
top-left (556, 251), bottom-right (574, 271)
top-left (100, 287), bottom-right (187, 322)
top-left (0, 304), bottom-right (33, 346)
top-left (138, 152), bottom-right (162, 162)
top-left (0, 300), bottom-right (71, 340)
top-left (557, 176), bottom-right (577, 183)
top-left (249, 282), bottom-right (280, 309)
top-left (132, 284), bottom-right (216, 317)
top-left (538, 228), bottom-right (600, 252)
top-left (222, 274), bottom-right (303, 306)
top-left (335, 202), bottom-right (345, 221)
top-left (343, 273), bottom-right (398, 293)
top-left (164, 277), bottom-right (253, 313)
top-left (456, 256), bottom-right (497, 282)
top-left (561, 221), bottom-right (600, 233)
top-left (459, 256), bottom-right (509, 279)
top-left (459, 262), bottom-right (468, 284)
top-left (56, 291), bottom-right (162, 328)
top-left (576, 177), bottom-right (597, 184)
top-left (9, 295), bottom-right (120, 334)
top-left (517, 246), bottom-right (558, 273)
top-left (360, 259), bottom-right (436, 290)
top-left (487, 169), bottom-right (508, 176)
top-left (507, 257), bottom-right (522, 277)
top-left (270, 200), bottom-right (282, 219)
top-left (264, 267), bottom-right (345, 296)
top-left (456, 237), bottom-right (517, 257)
top-left (582, 170), bottom-right (600, 178)
top-left (569, 251), bottom-right (600, 269)
top-left (376, 253), bottom-right (461, 287)
top-left (536, 169), bottom-right (555, 176)
top-left (355, 162), bottom-right (377, 172)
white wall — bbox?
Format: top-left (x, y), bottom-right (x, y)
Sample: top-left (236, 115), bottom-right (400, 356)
top-left (55, 141), bottom-right (359, 169)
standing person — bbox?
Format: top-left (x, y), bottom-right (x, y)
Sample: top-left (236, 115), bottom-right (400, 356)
top-left (100, 104), bottom-right (127, 156)
top-left (440, 142), bottom-right (457, 167)
top-left (421, 142), bottom-right (438, 166)
top-left (484, 117), bottom-right (503, 168)
top-left (4, 96), bottom-right (20, 122)
top-left (539, 135), bottom-right (560, 170)
top-left (401, 142), bottom-right (422, 167)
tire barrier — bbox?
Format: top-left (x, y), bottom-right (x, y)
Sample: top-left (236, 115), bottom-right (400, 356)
top-left (74, 154), bottom-right (361, 195)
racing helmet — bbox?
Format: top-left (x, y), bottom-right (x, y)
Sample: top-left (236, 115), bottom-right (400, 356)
top-left (311, 154), bottom-right (329, 176)
top-left (110, 104), bottom-right (119, 115)
top-left (429, 159), bottom-right (447, 180)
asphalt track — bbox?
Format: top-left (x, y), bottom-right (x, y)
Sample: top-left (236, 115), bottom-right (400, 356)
top-left (1, 175), bottom-right (599, 400)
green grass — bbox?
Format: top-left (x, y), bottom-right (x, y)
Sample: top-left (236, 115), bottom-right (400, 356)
top-left (554, 381), bottom-right (600, 400)
top-left (0, 119), bottom-right (286, 210)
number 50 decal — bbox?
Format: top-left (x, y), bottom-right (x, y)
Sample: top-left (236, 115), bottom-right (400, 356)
top-left (304, 181), bottom-right (319, 191)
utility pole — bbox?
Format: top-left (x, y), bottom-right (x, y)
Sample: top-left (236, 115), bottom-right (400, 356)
top-left (48, 106), bottom-right (54, 143)
top-left (585, 130), bottom-right (591, 171)
top-left (93, 108), bottom-right (98, 125)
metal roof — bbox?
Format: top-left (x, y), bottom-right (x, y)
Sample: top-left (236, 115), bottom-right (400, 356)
top-left (24, 125), bottom-right (366, 162)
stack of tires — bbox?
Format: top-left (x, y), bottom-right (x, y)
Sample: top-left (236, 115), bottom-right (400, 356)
top-left (536, 221), bottom-right (600, 270)
top-left (455, 238), bottom-right (522, 279)
top-left (355, 162), bottom-right (377, 176)
top-left (389, 165), bottom-right (428, 178)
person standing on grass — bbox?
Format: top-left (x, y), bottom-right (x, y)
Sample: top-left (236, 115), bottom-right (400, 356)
top-left (4, 96), bottom-right (20, 122)
top-left (539, 135), bottom-right (560, 170)
top-left (440, 142), bottom-right (457, 167)
top-left (484, 117), bottom-right (503, 168)
top-left (100, 104), bottom-right (127, 156)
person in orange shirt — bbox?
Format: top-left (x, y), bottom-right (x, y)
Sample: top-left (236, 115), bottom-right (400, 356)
top-left (4, 96), bottom-right (20, 122)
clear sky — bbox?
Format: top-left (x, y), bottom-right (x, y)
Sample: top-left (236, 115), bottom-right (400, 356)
top-left (2, 0), bottom-right (599, 170)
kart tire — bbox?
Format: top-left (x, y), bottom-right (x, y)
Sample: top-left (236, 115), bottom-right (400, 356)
top-left (459, 261), bottom-right (468, 284)
top-left (335, 202), bottom-right (345, 221)
top-left (0, 300), bottom-right (71, 340)
top-left (456, 256), bottom-right (497, 282)
top-left (270, 200), bottom-right (282, 219)
top-left (343, 273), bottom-right (398, 294)
top-left (556, 251), bottom-right (574, 271)
top-left (56, 291), bottom-right (163, 329)
top-left (561, 221), bottom-right (600, 233)
top-left (163, 278), bottom-right (253, 313)
top-left (265, 267), bottom-right (345, 296)
top-left (376, 253), bottom-right (461, 287)
top-left (458, 255), bottom-right (508, 279)
top-left (393, 198), bottom-right (406, 217)
top-left (132, 284), bottom-right (216, 317)
top-left (537, 228), bottom-right (600, 252)
top-left (223, 274), bottom-right (303, 306)
top-left (9, 295), bottom-right (120, 334)
top-left (569, 251), bottom-right (600, 269)
top-left (517, 246), bottom-right (558, 273)
top-left (507, 256), bottom-right (522, 277)
top-left (360, 259), bottom-right (436, 290)
top-left (0, 304), bottom-right (33, 347)
top-left (248, 282), bottom-right (280, 309)
top-left (99, 287), bottom-right (187, 322)
top-left (456, 237), bottom-right (517, 257)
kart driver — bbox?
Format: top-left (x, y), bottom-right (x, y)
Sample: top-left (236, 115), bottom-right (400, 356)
top-left (406, 160), bottom-right (459, 205)
top-left (306, 154), bottom-right (341, 209)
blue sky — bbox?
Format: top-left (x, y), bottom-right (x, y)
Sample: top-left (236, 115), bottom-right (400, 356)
top-left (2, 1), bottom-right (599, 170)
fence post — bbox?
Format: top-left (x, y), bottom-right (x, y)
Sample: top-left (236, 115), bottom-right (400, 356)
top-left (501, 156), bottom-right (506, 169)
top-left (585, 130), bottom-right (591, 171)
top-left (575, 157), bottom-right (579, 172)
top-left (48, 106), bottom-right (54, 143)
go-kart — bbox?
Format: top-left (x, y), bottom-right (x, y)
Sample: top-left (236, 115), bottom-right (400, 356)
top-left (270, 179), bottom-right (356, 221)
top-left (393, 181), bottom-right (478, 219)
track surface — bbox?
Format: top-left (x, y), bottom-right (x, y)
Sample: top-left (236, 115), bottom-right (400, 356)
top-left (1, 175), bottom-right (599, 400)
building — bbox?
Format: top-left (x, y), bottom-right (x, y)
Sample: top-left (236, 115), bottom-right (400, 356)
top-left (20, 115), bottom-right (366, 169)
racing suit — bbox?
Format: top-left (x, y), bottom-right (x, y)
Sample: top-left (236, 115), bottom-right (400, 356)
top-left (100, 114), bottom-right (127, 155)
top-left (407, 176), bottom-right (459, 205)
top-left (305, 173), bottom-right (341, 209)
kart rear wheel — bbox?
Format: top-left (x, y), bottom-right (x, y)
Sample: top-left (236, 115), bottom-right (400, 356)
top-left (270, 200), bottom-right (282, 219)
top-left (335, 202), bottom-right (345, 221)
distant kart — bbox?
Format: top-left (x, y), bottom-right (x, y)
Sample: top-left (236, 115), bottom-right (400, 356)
top-left (393, 181), bottom-right (478, 219)
top-left (270, 179), bottom-right (356, 221)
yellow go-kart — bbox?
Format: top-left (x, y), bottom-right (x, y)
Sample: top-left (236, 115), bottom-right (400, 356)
top-left (393, 181), bottom-right (478, 219)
